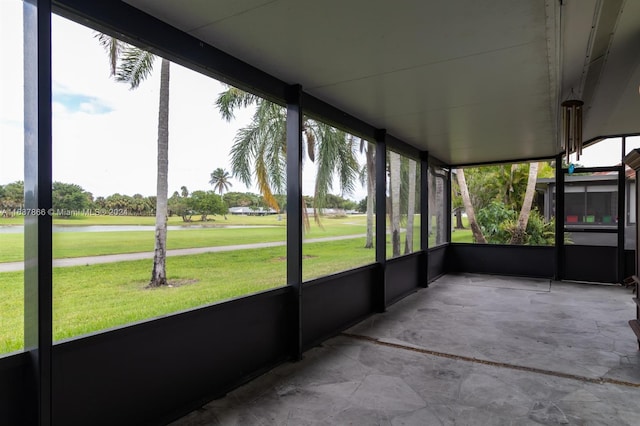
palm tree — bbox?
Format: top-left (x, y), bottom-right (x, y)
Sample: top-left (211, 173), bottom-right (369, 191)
top-left (215, 87), bottom-right (359, 224)
top-left (98, 34), bottom-right (170, 287)
top-left (388, 151), bottom-right (402, 257)
top-left (509, 162), bottom-right (540, 244)
top-left (210, 168), bottom-right (232, 219)
top-left (428, 167), bottom-right (436, 240)
top-left (209, 168), bottom-right (233, 197)
top-left (404, 159), bottom-right (417, 254)
top-left (359, 139), bottom-right (375, 249)
top-left (455, 168), bottom-right (487, 243)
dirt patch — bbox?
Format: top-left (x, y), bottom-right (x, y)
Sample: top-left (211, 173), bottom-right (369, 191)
top-left (144, 279), bottom-right (199, 289)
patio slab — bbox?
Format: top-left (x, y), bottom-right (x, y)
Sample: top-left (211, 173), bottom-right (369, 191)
top-left (171, 273), bottom-right (640, 425)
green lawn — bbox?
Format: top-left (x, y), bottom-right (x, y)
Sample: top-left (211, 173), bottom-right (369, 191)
top-left (0, 215), bottom-right (369, 263)
top-left (0, 237), bottom-right (379, 354)
top-left (0, 214), bottom-right (434, 355)
top-left (451, 228), bottom-right (473, 243)
top-left (0, 213), bottom-right (288, 227)
top-left (424, 215), bottom-right (474, 245)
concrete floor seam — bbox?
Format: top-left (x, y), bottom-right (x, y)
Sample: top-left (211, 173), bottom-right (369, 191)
top-left (341, 332), bottom-right (640, 389)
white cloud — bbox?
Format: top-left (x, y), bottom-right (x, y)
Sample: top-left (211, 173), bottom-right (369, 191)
top-left (0, 3), bottom-right (368, 201)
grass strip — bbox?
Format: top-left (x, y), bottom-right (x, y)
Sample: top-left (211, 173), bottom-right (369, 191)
top-left (1, 238), bottom-right (377, 354)
top-left (0, 217), bottom-right (369, 263)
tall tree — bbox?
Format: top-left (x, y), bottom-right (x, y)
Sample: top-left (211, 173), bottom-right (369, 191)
top-left (98, 34), bottom-right (170, 287)
top-left (509, 162), bottom-right (540, 244)
top-left (359, 139), bottom-right (375, 249)
top-left (190, 190), bottom-right (227, 221)
top-left (428, 168), bottom-right (436, 240)
top-left (404, 159), bottom-right (417, 254)
top-left (389, 151), bottom-right (402, 256)
top-left (51, 182), bottom-right (91, 216)
top-left (209, 168), bottom-right (233, 219)
top-left (209, 168), bottom-right (233, 198)
top-left (0, 181), bottom-right (24, 216)
top-left (215, 87), bottom-right (359, 224)
top-left (455, 168), bottom-right (486, 243)
top-left (451, 177), bottom-right (465, 229)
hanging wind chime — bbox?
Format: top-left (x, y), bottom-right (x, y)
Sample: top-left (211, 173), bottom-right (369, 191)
top-left (561, 99), bottom-right (584, 163)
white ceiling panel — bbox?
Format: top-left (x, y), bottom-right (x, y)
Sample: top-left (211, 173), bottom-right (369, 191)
top-left (123, 0), bottom-right (640, 165)
top-left (122, 0), bottom-right (276, 32)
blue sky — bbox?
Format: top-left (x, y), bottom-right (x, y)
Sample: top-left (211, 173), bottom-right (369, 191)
top-left (53, 92), bottom-right (113, 115)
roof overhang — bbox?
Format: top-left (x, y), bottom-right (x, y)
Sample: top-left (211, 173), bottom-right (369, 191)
top-left (61, 0), bottom-right (640, 165)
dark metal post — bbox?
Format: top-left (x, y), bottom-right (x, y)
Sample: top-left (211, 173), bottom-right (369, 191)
top-left (23, 1), bottom-right (53, 424)
top-left (286, 84), bottom-right (303, 360)
top-left (625, 170), bottom-right (640, 282)
top-left (617, 142), bottom-right (626, 283)
top-left (445, 167), bottom-right (452, 243)
top-left (375, 129), bottom-right (387, 312)
top-left (420, 152), bottom-right (429, 286)
top-left (554, 154), bottom-right (564, 281)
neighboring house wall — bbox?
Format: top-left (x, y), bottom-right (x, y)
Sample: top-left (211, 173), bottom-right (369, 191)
top-left (537, 175), bottom-right (636, 249)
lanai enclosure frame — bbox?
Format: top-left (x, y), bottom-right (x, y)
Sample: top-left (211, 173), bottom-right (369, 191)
top-left (2, 1), bottom-right (640, 425)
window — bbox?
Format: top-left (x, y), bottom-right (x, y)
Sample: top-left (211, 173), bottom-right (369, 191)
top-left (0, 0), bottom-right (25, 355)
top-left (386, 149), bottom-right (420, 258)
top-left (563, 176), bottom-right (619, 247)
top-left (429, 165), bottom-right (447, 247)
top-left (452, 161), bottom-right (554, 245)
top-left (50, 15), bottom-right (288, 342)
top-left (302, 127), bottom-right (375, 281)
top-left (563, 182), bottom-right (618, 226)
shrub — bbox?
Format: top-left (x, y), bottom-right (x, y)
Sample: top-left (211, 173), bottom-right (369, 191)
top-left (477, 202), bottom-right (555, 246)
top-left (477, 201), bottom-right (515, 243)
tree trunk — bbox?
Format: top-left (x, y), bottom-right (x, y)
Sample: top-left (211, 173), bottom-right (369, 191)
top-left (436, 174), bottom-right (445, 245)
top-left (222, 194), bottom-right (228, 220)
top-left (454, 208), bottom-right (464, 229)
top-left (389, 151), bottom-right (402, 257)
top-left (428, 167), bottom-right (435, 242)
top-left (510, 162), bottom-right (539, 245)
top-left (365, 144), bottom-right (375, 249)
top-left (404, 159), bottom-right (416, 254)
top-left (456, 168), bottom-right (486, 244)
top-left (149, 58), bottom-right (170, 287)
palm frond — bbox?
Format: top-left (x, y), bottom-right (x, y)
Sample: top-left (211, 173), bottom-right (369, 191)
top-left (229, 125), bottom-right (260, 187)
top-left (228, 99), bottom-right (287, 210)
top-left (216, 86), bottom-right (261, 121)
top-left (359, 163), bottom-right (367, 187)
top-left (95, 33), bottom-right (123, 76)
top-left (255, 145), bottom-right (280, 211)
top-left (336, 134), bottom-right (359, 196)
top-left (308, 122), bottom-right (358, 226)
top-left (117, 47), bottom-right (156, 89)
top-left (305, 127), bottom-right (316, 163)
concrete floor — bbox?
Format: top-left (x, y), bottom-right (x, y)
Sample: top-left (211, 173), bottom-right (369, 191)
top-left (171, 273), bottom-right (640, 425)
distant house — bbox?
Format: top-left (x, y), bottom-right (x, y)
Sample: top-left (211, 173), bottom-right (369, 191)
top-left (228, 206), bottom-right (277, 216)
top-left (536, 168), bottom-right (636, 249)
top-left (227, 206), bottom-right (358, 216)
top-left (304, 208), bottom-right (347, 216)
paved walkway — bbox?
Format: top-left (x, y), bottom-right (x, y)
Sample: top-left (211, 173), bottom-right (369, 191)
top-left (0, 234), bottom-right (366, 273)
